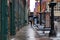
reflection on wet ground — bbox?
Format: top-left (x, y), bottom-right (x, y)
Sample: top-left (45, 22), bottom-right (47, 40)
top-left (14, 24), bottom-right (51, 40)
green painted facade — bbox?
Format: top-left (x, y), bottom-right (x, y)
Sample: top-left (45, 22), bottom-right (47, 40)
top-left (14, 0), bottom-right (27, 30)
top-left (10, 0), bottom-right (27, 35)
top-left (0, 0), bottom-right (28, 40)
top-left (0, 0), bottom-right (2, 40)
top-left (10, 0), bottom-right (16, 35)
top-left (0, 0), bottom-right (8, 40)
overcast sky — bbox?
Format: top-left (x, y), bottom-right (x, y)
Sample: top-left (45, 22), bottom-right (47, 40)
top-left (30, 0), bottom-right (35, 12)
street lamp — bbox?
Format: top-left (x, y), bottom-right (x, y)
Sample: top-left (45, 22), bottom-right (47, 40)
top-left (49, 0), bottom-right (57, 37)
top-left (40, 0), bottom-right (42, 25)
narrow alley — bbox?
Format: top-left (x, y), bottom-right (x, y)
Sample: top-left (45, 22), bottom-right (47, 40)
top-left (0, 0), bottom-right (60, 40)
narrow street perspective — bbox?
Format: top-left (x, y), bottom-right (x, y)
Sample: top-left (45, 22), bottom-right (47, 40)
top-left (14, 24), bottom-right (51, 40)
top-left (0, 0), bottom-right (60, 40)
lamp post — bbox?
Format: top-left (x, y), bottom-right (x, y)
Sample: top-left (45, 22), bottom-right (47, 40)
top-left (49, 0), bottom-right (57, 37)
top-left (40, 0), bottom-right (42, 25)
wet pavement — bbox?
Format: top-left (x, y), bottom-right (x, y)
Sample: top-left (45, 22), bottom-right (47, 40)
top-left (11, 24), bottom-right (51, 40)
top-left (10, 21), bottom-right (60, 40)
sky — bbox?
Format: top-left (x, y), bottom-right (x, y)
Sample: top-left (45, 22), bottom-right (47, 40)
top-left (30, 0), bottom-right (35, 12)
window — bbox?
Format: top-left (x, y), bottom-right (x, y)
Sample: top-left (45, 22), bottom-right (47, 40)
top-left (54, 3), bottom-right (59, 11)
top-left (46, 2), bottom-right (60, 12)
